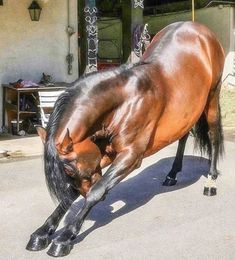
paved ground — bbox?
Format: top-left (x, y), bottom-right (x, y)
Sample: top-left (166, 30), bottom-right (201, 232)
top-left (0, 135), bottom-right (43, 160)
top-left (0, 137), bottom-right (235, 260)
top-left (220, 87), bottom-right (235, 142)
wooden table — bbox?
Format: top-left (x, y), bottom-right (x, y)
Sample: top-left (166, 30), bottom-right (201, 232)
top-left (2, 84), bottom-right (67, 134)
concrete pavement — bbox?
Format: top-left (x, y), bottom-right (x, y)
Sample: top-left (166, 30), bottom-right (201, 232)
top-left (0, 137), bottom-right (235, 260)
top-left (0, 135), bottom-right (43, 161)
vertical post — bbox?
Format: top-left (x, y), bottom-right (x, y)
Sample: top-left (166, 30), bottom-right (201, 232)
top-left (78, 0), bottom-right (86, 75)
top-left (192, 0), bottom-right (195, 21)
top-left (66, 0), bottom-right (75, 75)
top-left (84, 0), bottom-right (98, 73)
top-left (122, 0), bottom-right (144, 63)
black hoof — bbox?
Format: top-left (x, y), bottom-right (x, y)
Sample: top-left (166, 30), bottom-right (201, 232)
top-left (26, 235), bottom-right (51, 251)
top-left (203, 186), bottom-right (217, 196)
top-left (47, 242), bottom-right (73, 257)
top-left (163, 176), bottom-right (177, 186)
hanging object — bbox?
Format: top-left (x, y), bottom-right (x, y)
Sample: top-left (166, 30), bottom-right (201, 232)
top-left (66, 0), bottom-right (75, 75)
top-left (141, 23), bottom-right (151, 51)
top-left (66, 25), bottom-right (75, 75)
top-left (0, 0), bottom-right (3, 6)
top-left (134, 23), bottom-right (150, 58)
top-left (28, 1), bottom-right (42, 21)
top-left (133, 25), bottom-right (142, 58)
top-left (133, 0), bottom-right (144, 9)
top-left (66, 53), bottom-right (74, 75)
top-left (84, 1), bottom-right (98, 74)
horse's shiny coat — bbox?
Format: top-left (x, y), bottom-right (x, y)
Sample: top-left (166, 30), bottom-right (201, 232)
top-left (27, 22), bottom-right (224, 257)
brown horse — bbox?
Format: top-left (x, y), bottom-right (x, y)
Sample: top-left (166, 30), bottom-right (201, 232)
top-left (26, 21), bottom-right (224, 257)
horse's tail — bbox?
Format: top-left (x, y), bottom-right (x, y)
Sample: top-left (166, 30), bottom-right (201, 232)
top-left (193, 108), bottom-right (224, 160)
top-left (193, 113), bottom-right (212, 158)
top-left (44, 137), bottom-right (77, 207)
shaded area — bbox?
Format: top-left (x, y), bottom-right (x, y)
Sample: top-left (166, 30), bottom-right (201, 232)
top-left (55, 155), bottom-right (209, 244)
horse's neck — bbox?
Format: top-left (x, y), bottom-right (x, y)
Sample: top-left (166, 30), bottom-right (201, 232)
top-left (58, 74), bottom-right (126, 145)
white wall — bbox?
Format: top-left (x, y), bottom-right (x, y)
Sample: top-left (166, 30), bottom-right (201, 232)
top-left (0, 0), bottom-right (78, 130)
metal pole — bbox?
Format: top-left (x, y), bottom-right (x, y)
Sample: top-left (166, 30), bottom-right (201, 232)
top-left (192, 0), bottom-right (195, 21)
top-left (66, 0), bottom-right (75, 75)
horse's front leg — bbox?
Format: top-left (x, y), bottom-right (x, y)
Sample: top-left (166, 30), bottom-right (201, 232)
top-left (26, 191), bottom-right (78, 251)
top-left (47, 148), bottom-right (143, 257)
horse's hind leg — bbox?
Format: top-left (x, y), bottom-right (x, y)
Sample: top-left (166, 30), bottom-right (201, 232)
top-left (203, 83), bottom-right (224, 196)
top-left (163, 133), bottom-right (189, 186)
top-left (26, 198), bottom-right (75, 251)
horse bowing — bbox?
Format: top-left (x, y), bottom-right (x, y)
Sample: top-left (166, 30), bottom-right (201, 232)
top-left (26, 21), bottom-right (224, 257)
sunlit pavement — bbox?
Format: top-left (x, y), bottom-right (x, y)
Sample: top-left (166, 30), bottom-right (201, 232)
top-left (0, 137), bottom-right (235, 260)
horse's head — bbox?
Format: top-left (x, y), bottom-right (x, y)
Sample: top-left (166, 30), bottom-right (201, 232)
top-left (36, 126), bottom-right (102, 197)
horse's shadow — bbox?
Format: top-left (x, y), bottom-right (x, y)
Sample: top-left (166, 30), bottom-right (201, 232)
top-left (56, 155), bottom-right (209, 244)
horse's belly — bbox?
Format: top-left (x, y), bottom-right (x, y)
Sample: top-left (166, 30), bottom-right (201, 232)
top-left (144, 97), bottom-right (207, 157)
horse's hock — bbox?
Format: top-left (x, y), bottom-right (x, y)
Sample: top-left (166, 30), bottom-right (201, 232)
top-left (220, 86), bottom-right (235, 141)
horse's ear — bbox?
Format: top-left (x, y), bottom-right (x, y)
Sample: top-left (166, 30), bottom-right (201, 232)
top-left (59, 129), bottom-right (73, 154)
top-left (36, 126), bottom-right (46, 144)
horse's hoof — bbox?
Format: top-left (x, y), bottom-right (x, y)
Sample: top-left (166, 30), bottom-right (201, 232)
top-left (26, 235), bottom-right (51, 251)
top-left (203, 186), bottom-right (217, 196)
top-left (163, 176), bottom-right (177, 186)
top-left (47, 242), bottom-right (73, 257)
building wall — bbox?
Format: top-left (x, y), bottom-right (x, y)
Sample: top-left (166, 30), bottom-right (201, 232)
top-left (0, 0), bottom-right (78, 130)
